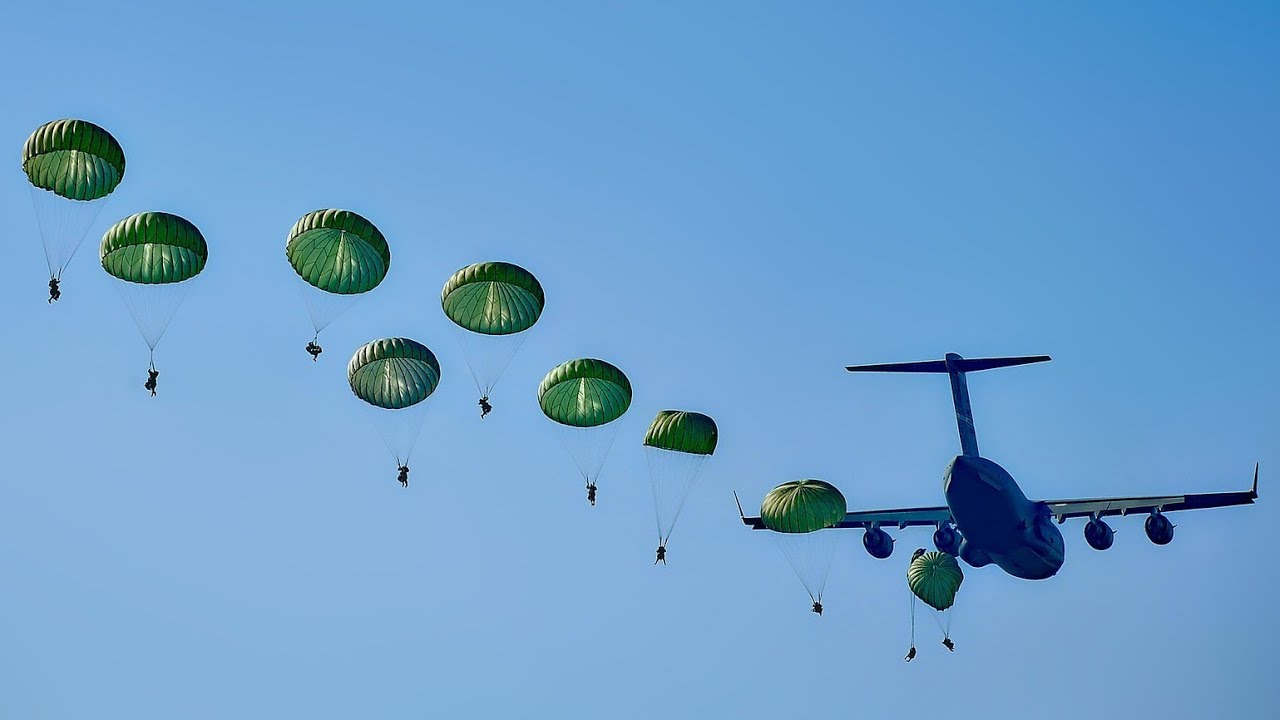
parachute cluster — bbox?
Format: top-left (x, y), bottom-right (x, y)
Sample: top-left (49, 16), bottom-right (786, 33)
top-left (20, 117), bottom-right (721, 564)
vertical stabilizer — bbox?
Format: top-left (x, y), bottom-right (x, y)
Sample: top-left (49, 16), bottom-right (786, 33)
top-left (943, 353), bottom-right (979, 456)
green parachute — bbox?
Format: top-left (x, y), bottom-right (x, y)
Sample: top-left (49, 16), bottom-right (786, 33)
top-left (24, 119), bottom-right (125, 201)
top-left (539, 358), bottom-right (632, 505)
top-left (908, 550), bottom-right (963, 612)
top-left (23, 119), bottom-right (126, 290)
top-left (761, 479), bottom-right (847, 533)
top-left (101, 212), bottom-right (208, 285)
top-left (100, 212), bottom-right (208, 385)
top-left (539, 359), bottom-right (632, 427)
top-left (348, 338), bottom-right (442, 476)
top-left (286, 209), bottom-right (390, 358)
top-left (761, 480), bottom-right (847, 613)
top-left (643, 410), bottom-right (717, 561)
top-left (349, 338), bottom-right (441, 409)
top-left (906, 548), bottom-right (964, 658)
top-left (441, 262), bottom-right (544, 413)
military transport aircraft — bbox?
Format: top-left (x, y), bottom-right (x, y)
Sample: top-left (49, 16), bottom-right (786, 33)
top-left (739, 353), bottom-right (1259, 580)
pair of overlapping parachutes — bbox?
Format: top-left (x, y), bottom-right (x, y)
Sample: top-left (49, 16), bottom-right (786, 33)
top-left (760, 479), bottom-right (963, 617)
top-left (22, 119), bottom-right (209, 377)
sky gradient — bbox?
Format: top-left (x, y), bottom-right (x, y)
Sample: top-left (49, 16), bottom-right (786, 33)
top-left (1, 2), bottom-right (1277, 718)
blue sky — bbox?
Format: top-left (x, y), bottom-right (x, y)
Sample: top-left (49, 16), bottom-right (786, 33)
top-left (1, 2), bottom-right (1277, 717)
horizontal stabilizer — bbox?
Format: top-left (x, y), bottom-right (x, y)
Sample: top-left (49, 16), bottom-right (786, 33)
top-left (844, 359), bottom-right (949, 373)
top-left (846, 355), bottom-right (1051, 373)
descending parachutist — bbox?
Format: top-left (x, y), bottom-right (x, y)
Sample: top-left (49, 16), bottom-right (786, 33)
top-left (144, 367), bottom-right (159, 397)
top-left (397, 465), bottom-right (409, 488)
top-left (48, 277), bottom-right (60, 303)
top-left (654, 544), bottom-right (666, 565)
top-left (479, 396), bottom-right (492, 419)
top-left (811, 601), bottom-right (823, 616)
top-left (905, 646), bottom-right (917, 662)
top-left (306, 340), bottom-right (322, 361)
top-left (942, 637), bottom-right (955, 652)
top-left (586, 482), bottom-right (597, 506)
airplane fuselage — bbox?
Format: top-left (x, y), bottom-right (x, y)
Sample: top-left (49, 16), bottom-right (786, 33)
top-left (944, 455), bottom-right (1065, 580)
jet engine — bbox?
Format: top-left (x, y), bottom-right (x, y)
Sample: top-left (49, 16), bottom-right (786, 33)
top-left (1144, 511), bottom-right (1174, 545)
top-left (933, 523), bottom-right (962, 555)
top-left (862, 526), bottom-right (894, 559)
top-left (1084, 517), bottom-right (1114, 551)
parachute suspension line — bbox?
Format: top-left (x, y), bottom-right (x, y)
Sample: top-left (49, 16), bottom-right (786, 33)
top-left (771, 529), bottom-right (839, 606)
top-left (453, 325), bottom-right (528, 399)
top-left (296, 275), bottom-right (363, 337)
top-left (645, 448), bottom-right (710, 546)
top-left (365, 401), bottom-right (430, 467)
top-left (555, 421), bottom-right (621, 487)
top-left (927, 605), bottom-right (949, 636)
top-left (28, 185), bottom-right (109, 280)
top-left (910, 594), bottom-right (917, 649)
top-left (114, 279), bottom-right (195, 351)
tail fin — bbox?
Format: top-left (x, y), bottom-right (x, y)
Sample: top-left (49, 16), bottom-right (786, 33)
top-left (846, 353), bottom-right (1051, 456)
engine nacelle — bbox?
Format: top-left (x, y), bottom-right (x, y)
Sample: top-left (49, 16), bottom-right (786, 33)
top-left (862, 527), bottom-right (894, 559)
top-left (1144, 511), bottom-right (1174, 545)
top-left (933, 524), bottom-right (962, 555)
top-left (1084, 517), bottom-right (1114, 551)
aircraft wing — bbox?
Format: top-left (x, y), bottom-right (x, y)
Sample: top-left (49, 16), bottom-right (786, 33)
top-left (1041, 464), bottom-right (1259, 523)
top-left (736, 492), bottom-right (951, 530)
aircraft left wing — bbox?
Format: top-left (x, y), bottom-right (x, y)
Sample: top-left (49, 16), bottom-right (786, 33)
top-left (735, 492), bottom-right (951, 530)
top-left (1041, 464), bottom-right (1259, 523)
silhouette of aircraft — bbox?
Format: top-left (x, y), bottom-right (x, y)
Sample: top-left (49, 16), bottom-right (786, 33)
top-left (739, 353), bottom-right (1258, 580)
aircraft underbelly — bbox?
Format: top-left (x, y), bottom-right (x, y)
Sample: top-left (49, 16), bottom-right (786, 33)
top-left (944, 455), bottom-right (1065, 580)
top-left (944, 456), bottom-right (1025, 549)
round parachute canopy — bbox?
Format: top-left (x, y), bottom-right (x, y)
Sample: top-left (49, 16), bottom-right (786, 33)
top-left (348, 338), bottom-right (441, 410)
top-left (643, 410), bottom-right (718, 455)
top-left (442, 261), bottom-right (544, 335)
top-left (538, 358), bottom-right (632, 428)
top-left (761, 480), bottom-right (847, 534)
top-left (286, 209), bottom-right (390, 295)
top-left (23, 119), bottom-right (125, 201)
top-left (908, 550), bottom-right (964, 612)
top-left (101, 212), bottom-right (207, 284)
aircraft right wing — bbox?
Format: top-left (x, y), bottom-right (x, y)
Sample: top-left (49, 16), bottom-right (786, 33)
top-left (1041, 464), bottom-right (1259, 523)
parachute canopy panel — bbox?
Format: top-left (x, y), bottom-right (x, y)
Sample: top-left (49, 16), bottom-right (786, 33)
top-left (442, 261), bottom-right (544, 335)
top-left (538, 358), bottom-right (632, 428)
top-left (287, 209), bottom-right (390, 295)
top-left (908, 550), bottom-right (964, 611)
top-left (348, 337), bottom-right (441, 409)
top-left (643, 410), bottom-right (717, 455)
top-left (101, 212), bottom-right (207, 284)
top-left (23, 119), bottom-right (125, 201)
top-left (761, 479), bottom-right (847, 534)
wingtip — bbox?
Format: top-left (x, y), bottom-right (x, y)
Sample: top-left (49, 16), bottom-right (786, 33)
top-left (733, 490), bottom-right (746, 519)
top-left (1253, 462), bottom-right (1259, 498)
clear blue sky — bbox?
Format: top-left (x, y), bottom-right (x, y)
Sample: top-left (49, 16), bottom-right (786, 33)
top-left (1, 2), bottom-right (1277, 718)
